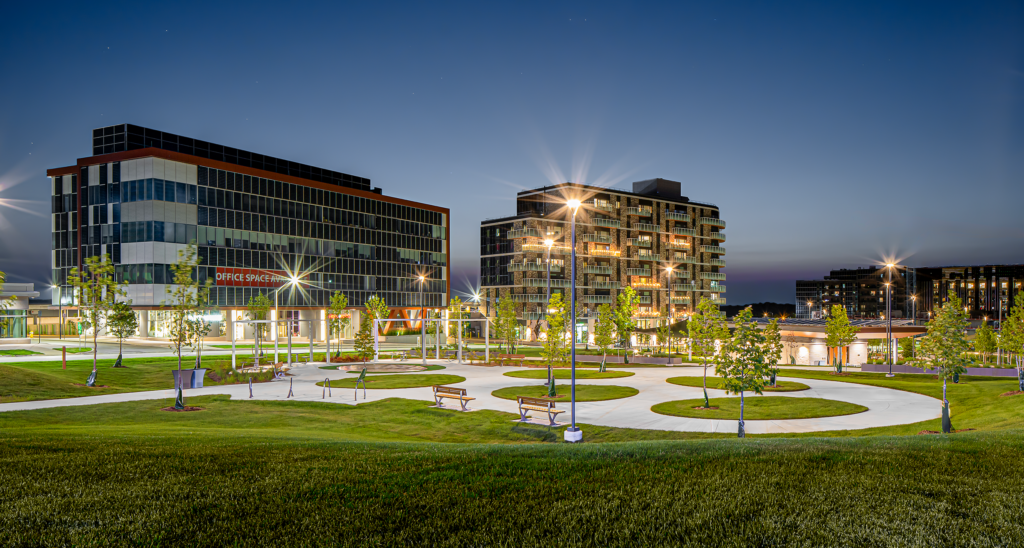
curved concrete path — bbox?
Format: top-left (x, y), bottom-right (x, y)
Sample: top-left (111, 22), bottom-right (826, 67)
top-left (0, 361), bottom-right (941, 434)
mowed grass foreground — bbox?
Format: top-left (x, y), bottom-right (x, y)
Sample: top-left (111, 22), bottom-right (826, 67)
top-left (2, 428), bottom-right (1024, 545)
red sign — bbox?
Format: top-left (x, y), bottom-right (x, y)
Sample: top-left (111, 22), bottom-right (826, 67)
top-left (215, 268), bottom-right (290, 288)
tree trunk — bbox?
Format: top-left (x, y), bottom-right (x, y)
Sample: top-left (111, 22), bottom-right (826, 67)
top-left (941, 377), bottom-right (952, 433)
top-left (702, 358), bottom-right (710, 408)
top-left (738, 391), bottom-right (745, 438)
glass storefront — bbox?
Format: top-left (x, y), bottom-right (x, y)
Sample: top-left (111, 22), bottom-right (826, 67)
top-left (0, 310), bottom-right (28, 339)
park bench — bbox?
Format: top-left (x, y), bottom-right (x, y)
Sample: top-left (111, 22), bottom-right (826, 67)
top-left (517, 396), bottom-right (564, 426)
top-left (497, 354), bottom-right (526, 367)
top-left (432, 385), bottom-right (475, 411)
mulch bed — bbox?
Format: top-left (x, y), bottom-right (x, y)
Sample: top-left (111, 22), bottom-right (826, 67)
top-left (692, 406), bottom-right (720, 410)
top-left (73, 383), bottom-right (109, 388)
top-left (160, 406), bottom-right (205, 412)
top-left (918, 428), bottom-right (976, 435)
top-left (1000, 391), bottom-right (1024, 397)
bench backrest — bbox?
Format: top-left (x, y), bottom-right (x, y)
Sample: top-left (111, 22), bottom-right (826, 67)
top-left (433, 385), bottom-right (466, 396)
top-left (518, 396), bottom-right (556, 408)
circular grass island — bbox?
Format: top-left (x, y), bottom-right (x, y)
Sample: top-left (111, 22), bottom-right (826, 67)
top-left (651, 397), bottom-right (867, 420)
top-left (318, 374), bottom-right (465, 390)
top-left (504, 369), bottom-right (634, 380)
top-left (492, 384), bottom-right (639, 402)
top-left (666, 376), bottom-right (809, 392)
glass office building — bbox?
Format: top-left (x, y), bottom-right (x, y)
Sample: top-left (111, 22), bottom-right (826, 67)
top-left (48, 124), bottom-right (449, 338)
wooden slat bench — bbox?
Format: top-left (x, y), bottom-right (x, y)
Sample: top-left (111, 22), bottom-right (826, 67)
top-left (517, 396), bottom-right (565, 426)
top-left (497, 354), bottom-right (526, 367)
top-left (432, 385), bottom-right (475, 411)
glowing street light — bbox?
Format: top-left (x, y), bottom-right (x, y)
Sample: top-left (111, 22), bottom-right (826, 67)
top-left (544, 237), bottom-right (555, 388)
top-left (565, 198), bottom-right (583, 443)
top-left (882, 263), bottom-right (898, 378)
top-left (419, 275), bottom-right (427, 366)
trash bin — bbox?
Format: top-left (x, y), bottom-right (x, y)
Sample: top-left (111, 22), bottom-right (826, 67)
top-left (172, 368), bottom-right (209, 389)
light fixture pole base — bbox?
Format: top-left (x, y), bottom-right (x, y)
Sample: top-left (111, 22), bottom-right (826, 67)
top-left (885, 373), bottom-right (895, 378)
top-left (564, 427), bottom-right (583, 443)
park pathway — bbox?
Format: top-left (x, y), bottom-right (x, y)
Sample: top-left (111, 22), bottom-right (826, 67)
top-left (0, 358), bottom-right (941, 434)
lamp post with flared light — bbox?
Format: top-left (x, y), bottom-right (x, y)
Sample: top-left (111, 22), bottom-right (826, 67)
top-left (419, 275), bottom-right (426, 366)
top-left (274, 275), bottom-right (300, 365)
top-left (565, 199), bottom-right (583, 443)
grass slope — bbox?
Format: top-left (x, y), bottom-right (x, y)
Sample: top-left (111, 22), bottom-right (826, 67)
top-left (1, 428), bottom-right (1023, 545)
top-left (319, 374), bottom-right (466, 389)
top-left (492, 384), bottom-right (639, 402)
top-left (652, 397), bottom-right (869, 420)
top-left (667, 375), bottom-right (809, 392)
top-left (503, 369), bottom-right (634, 379)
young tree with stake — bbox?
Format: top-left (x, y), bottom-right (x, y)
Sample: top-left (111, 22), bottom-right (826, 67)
top-left (998, 293), bottom-right (1024, 391)
top-left (825, 304), bottom-right (859, 373)
top-left (541, 293), bottom-right (570, 395)
top-left (688, 296), bottom-right (729, 408)
top-left (68, 254), bottom-right (125, 386)
top-left (495, 294), bottom-right (518, 353)
top-left (920, 295), bottom-right (970, 434)
top-left (613, 286), bottom-right (639, 363)
top-left (164, 243), bottom-right (212, 409)
top-left (716, 307), bottom-right (769, 438)
top-left (763, 318), bottom-right (783, 386)
top-left (246, 292), bottom-right (271, 368)
top-left (974, 322), bottom-right (996, 366)
top-left (365, 295), bottom-right (389, 336)
top-left (594, 303), bottom-right (616, 372)
top-left (353, 312), bottom-right (375, 363)
top-left (657, 306), bottom-right (673, 357)
top-left (327, 291), bottom-right (349, 361)
top-left (106, 300), bottom-right (138, 368)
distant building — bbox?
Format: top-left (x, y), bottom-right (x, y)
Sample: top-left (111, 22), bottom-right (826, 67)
top-left (797, 264), bottom-right (1023, 320)
top-left (0, 282), bottom-right (40, 342)
top-left (480, 179), bottom-right (725, 341)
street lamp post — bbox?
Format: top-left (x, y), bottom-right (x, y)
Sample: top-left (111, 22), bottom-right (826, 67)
top-left (544, 238), bottom-right (554, 386)
top-left (885, 262), bottom-right (895, 377)
top-left (564, 199), bottom-right (582, 443)
top-left (419, 275), bottom-right (426, 366)
top-left (665, 266), bottom-right (674, 354)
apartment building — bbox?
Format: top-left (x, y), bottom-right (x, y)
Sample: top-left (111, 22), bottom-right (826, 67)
top-left (480, 179), bottom-right (725, 341)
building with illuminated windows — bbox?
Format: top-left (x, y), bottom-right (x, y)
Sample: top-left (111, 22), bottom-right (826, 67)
top-left (47, 124), bottom-right (449, 340)
top-left (480, 179), bottom-right (725, 341)
top-left (797, 264), bottom-right (1023, 321)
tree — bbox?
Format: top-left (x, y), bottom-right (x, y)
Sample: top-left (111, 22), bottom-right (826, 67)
top-left (594, 303), bottom-right (616, 371)
top-left (541, 293), bottom-right (570, 394)
top-left (716, 307), bottom-right (769, 438)
top-left (495, 293), bottom-right (518, 353)
top-left (365, 295), bottom-right (389, 335)
top-left (974, 322), bottom-right (996, 365)
top-left (246, 291), bottom-right (271, 368)
top-left (763, 318), bottom-right (783, 386)
top-left (164, 243), bottom-right (212, 409)
top-left (613, 286), bottom-right (639, 362)
top-left (106, 300), bottom-right (138, 368)
top-left (998, 293), bottom-right (1024, 391)
top-left (657, 306), bottom-right (673, 357)
top-left (448, 296), bottom-right (469, 341)
top-left (327, 291), bottom-right (350, 361)
top-left (68, 254), bottom-right (125, 386)
top-left (353, 312), bottom-right (375, 363)
top-left (920, 295), bottom-right (970, 434)
top-left (825, 304), bottom-right (859, 373)
top-left (688, 296), bottom-right (730, 408)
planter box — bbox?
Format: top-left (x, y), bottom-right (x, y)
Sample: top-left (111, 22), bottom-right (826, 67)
top-left (172, 368), bottom-right (209, 389)
top-left (861, 363), bottom-right (1018, 377)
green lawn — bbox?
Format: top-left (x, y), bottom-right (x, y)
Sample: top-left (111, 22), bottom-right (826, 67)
top-left (0, 355), bottom-right (274, 403)
top-left (652, 397), bottom-right (869, 420)
top-left (0, 349), bottom-right (42, 356)
top-left (318, 374), bottom-right (466, 389)
top-left (503, 369), bottom-right (635, 380)
top-left (667, 375), bottom-right (809, 392)
top-left (62, 347), bottom-right (94, 353)
top-left (1, 424), bottom-right (1023, 544)
top-left (492, 384), bottom-right (639, 402)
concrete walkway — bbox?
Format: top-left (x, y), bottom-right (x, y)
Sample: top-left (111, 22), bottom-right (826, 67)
top-left (0, 359), bottom-right (941, 434)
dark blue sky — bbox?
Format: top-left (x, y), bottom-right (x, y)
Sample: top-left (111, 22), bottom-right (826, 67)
top-left (1, 1), bottom-right (1022, 304)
